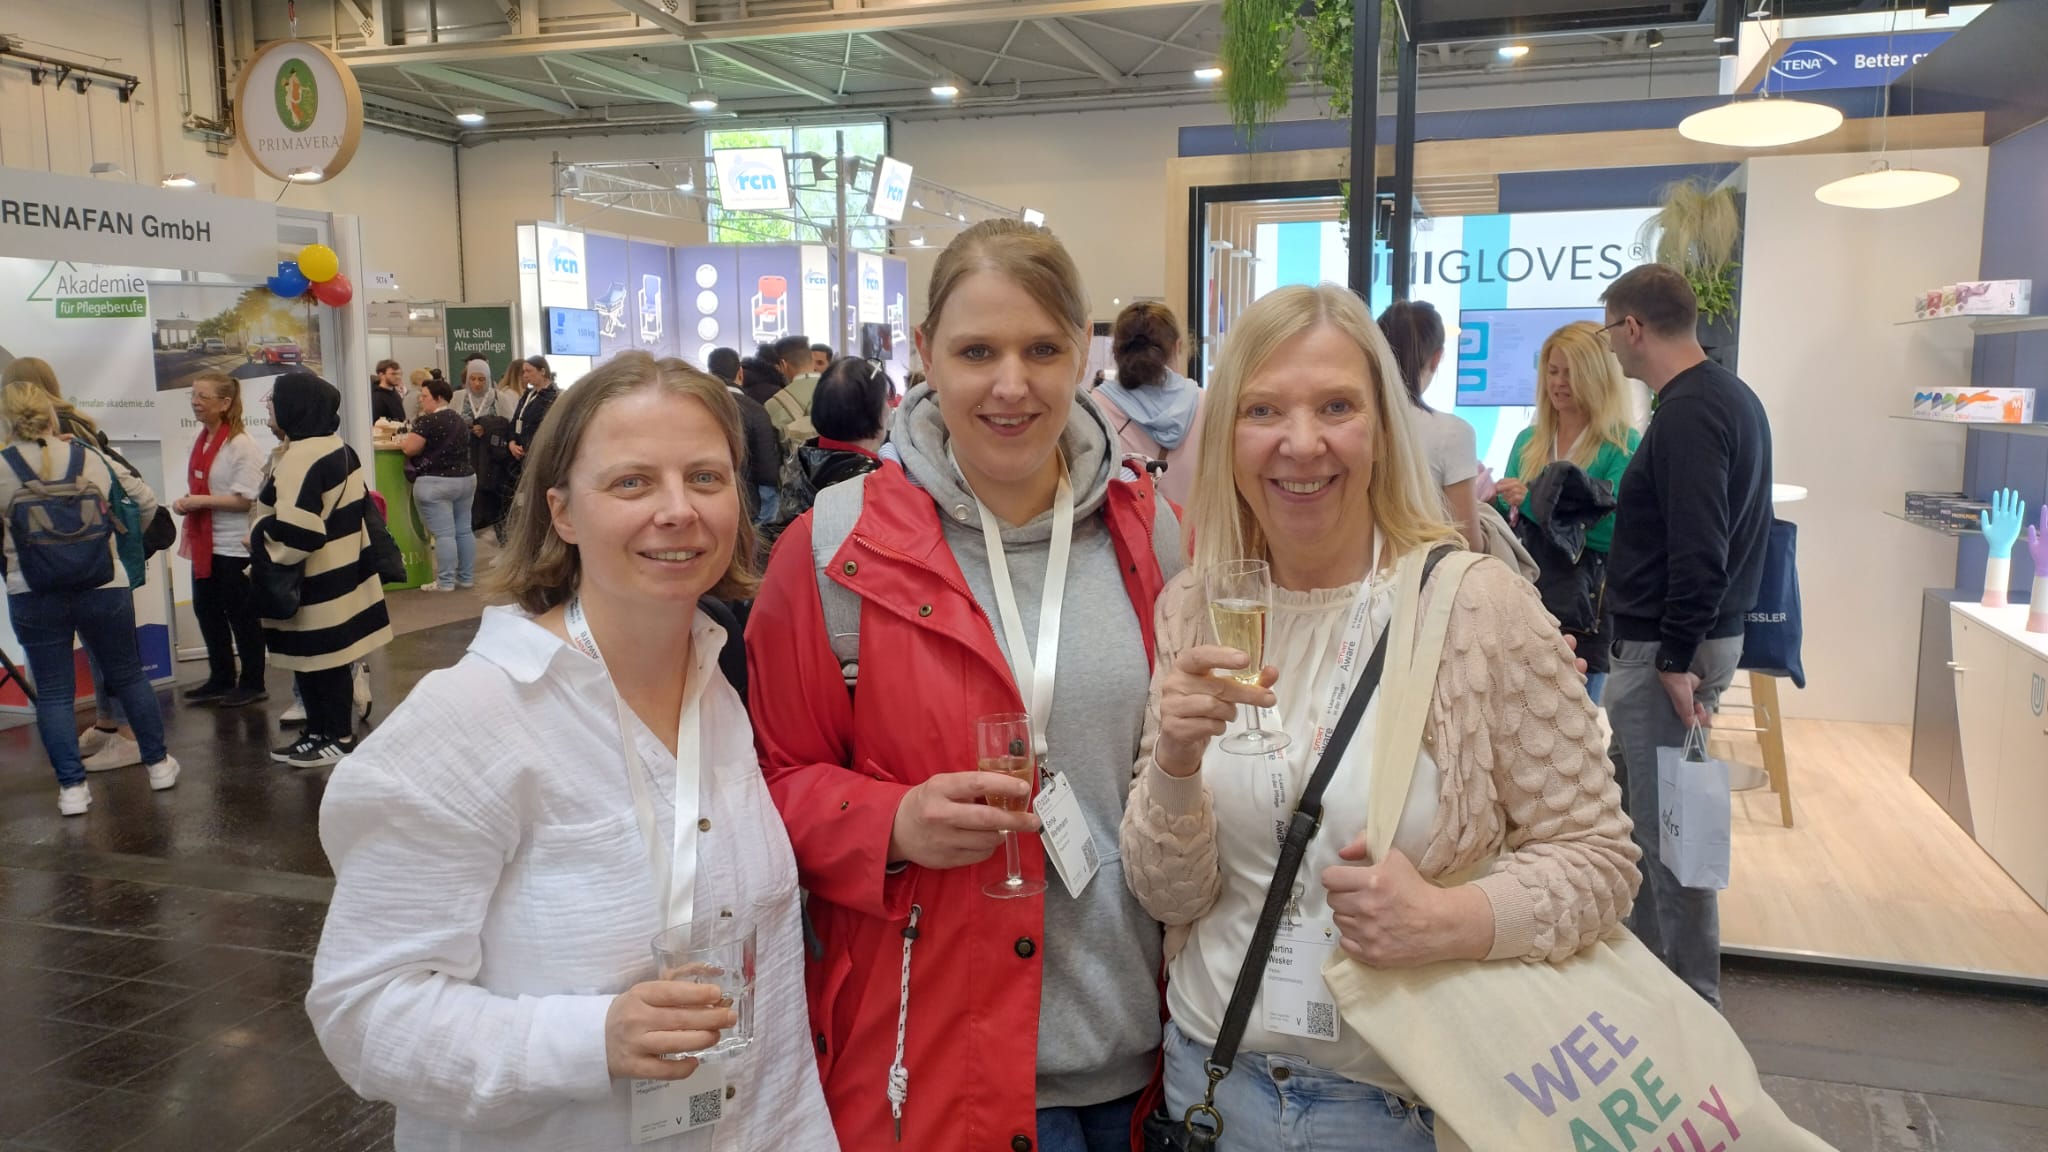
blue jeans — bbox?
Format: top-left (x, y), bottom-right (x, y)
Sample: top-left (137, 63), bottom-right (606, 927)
top-left (86, 650), bottom-right (126, 727)
top-left (413, 474), bottom-right (477, 589)
top-left (1037, 1090), bottom-right (1140, 1152)
top-left (1585, 671), bottom-right (1608, 705)
top-left (1162, 1021), bottom-right (1434, 1152)
top-left (9, 588), bottom-right (168, 788)
top-left (754, 483), bottom-right (780, 526)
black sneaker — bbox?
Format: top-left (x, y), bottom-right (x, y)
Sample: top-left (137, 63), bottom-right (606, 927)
top-left (214, 687), bottom-right (269, 708)
top-left (184, 682), bottom-right (232, 703)
top-left (285, 739), bottom-right (347, 769)
top-left (271, 735), bottom-right (321, 764)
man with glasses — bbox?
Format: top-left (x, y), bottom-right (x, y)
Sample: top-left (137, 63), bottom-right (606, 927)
top-left (1598, 263), bottom-right (1774, 1009)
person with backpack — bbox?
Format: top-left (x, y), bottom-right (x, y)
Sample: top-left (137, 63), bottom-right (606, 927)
top-left (1, 379), bottom-right (180, 816)
top-left (746, 220), bottom-right (1183, 1152)
top-left (764, 334), bottom-right (820, 448)
top-left (756, 355), bottom-right (887, 553)
top-left (251, 373), bottom-right (393, 769)
top-left (1091, 301), bottom-right (1205, 507)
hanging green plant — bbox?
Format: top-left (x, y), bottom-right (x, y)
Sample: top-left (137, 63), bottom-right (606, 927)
top-left (1220, 0), bottom-right (1400, 139)
top-left (1642, 180), bottom-right (1744, 327)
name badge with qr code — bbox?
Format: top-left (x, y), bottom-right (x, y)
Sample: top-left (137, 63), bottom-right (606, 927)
top-left (1263, 918), bottom-right (1341, 1042)
top-left (631, 1061), bottom-right (726, 1144)
top-left (1032, 768), bottom-right (1098, 898)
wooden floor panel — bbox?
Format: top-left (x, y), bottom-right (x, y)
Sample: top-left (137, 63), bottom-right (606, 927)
top-left (1713, 714), bottom-right (2048, 979)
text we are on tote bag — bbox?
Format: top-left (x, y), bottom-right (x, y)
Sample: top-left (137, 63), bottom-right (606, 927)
top-left (1320, 550), bottom-right (1835, 1152)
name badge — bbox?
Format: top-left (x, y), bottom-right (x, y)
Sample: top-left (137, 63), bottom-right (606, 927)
top-left (1032, 768), bottom-right (1098, 898)
top-left (630, 1060), bottom-right (727, 1145)
top-left (1264, 917), bottom-right (1342, 1042)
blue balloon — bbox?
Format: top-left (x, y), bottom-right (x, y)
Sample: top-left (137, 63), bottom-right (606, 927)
top-left (268, 260), bottom-right (310, 298)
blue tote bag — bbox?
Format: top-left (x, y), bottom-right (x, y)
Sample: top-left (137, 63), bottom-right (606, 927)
top-left (1739, 517), bottom-right (1805, 689)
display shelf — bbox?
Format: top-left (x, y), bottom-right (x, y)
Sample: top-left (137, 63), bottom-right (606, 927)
top-left (1886, 510), bottom-right (1979, 537)
top-left (1890, 415), bottom-right (2048, 438)
top-left (1895, 313), bottom-right (2048, 335)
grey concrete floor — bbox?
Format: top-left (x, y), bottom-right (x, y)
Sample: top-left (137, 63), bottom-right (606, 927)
top-left (1, 616), bottom-right (2044, 1151)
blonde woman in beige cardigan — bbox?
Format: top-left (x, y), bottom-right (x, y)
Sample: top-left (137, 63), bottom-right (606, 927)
top-left (1119, 284), bottom-right (1640, 1152)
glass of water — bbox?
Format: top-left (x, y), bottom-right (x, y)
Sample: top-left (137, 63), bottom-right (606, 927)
top-left (650, 917), bottom-right (756, 1059)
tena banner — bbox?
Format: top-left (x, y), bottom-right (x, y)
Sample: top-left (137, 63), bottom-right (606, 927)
top-left (1754, 31), bottom-right (1953, 92)
top-left (235, 40), bottom-right (365, 183)
top-left (0, 257), bottom-right (157, 439)
top-left (714, 148), bottom-right (791, 212)
top-left (0, 167), bottom-right (277, 276)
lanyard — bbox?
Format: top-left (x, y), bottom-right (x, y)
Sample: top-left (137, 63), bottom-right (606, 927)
top-left (974, 462), bottom-right (1075, 765)
top-left (565, 594), bottom-right (704, 932)
top-left (1264, 530), bottom-right (1387, 825)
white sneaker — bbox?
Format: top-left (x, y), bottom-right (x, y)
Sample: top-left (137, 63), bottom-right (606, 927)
top-left (280, 700), bottom-right (307, 725)
top-left (77, 726), bottom-right (118, 757)
top-left (58, 783), bottom-right (91, 816)
top-left (82, 736), bottom-right (143, 773)
top-left (147, 755), bottom-right (181, 791)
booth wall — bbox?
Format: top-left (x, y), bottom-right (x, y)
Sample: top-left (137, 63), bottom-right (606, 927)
top-left (1735, 147), bottom-right (1989, 725)
top-left (0, 0), bottom-right (463, 302)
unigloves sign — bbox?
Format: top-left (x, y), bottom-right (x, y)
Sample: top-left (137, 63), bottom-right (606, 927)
top-left (1755, 31), bottom-right (1952, 92)
top-left (714, 148), bottom-right (791, 212)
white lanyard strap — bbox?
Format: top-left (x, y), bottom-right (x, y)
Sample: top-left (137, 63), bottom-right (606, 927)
top-left (566, 595), bottom-right (704, 931)
top-left (1265, 531), bottom-right (1386, 815)
top-left (975, 463), bottom-right (1075, 764)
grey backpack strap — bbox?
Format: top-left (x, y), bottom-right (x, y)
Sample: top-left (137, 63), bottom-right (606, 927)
top-left (809, 475), bottom-right (867, 688)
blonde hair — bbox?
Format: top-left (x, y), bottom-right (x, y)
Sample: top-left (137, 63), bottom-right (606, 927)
top-left (920, 219), bottom-right (1089, 352)
top-left (1188, 284), bottom-right (1462, 574)
top-left (409, 368), bottom-right (433, 390)
top-left (498, 360), bottom-right (523, 393)
top-left (2, 379), bottom-right (60, 443)
top-left (193, 372), bottom-right (246, 437)
top-left (490, 351), bottom-right (759, 614)
top-left (1518, 321), bottom-right (1635, 480)
top-left (2, 357), bottom-right (99, 441)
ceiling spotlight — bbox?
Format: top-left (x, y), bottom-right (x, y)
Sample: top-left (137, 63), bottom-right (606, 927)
top-left (1646, 29), bottom-right (1665, 49)
top-left (1498, 44), bottom-right (1530, 60)
top-left (454, 108), bottom-right (485, 125)
top-left (287, 166), bottom-right (324, 182)
top-left (161, 173), bottom-right (196, 187)
top-left (675, 177), bottom-right (695, 192)
top-left (688, 89), bottom-right (718, 111)
top-left (1193, 66), bottom-right (1224, 80)
top-left (1924, 0), bottom-right (1950, 15)
top-left (930, 82), bottom-right (960, 98)
top-left (910, 230), bottom-right (927, 247)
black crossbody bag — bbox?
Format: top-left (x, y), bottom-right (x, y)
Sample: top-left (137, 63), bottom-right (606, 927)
top-left (1142, 545), bottom-right (1451, 1151)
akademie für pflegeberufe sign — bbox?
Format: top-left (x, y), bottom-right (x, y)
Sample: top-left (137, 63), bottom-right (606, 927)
top-left (235, 39), bottom-right (364, 183)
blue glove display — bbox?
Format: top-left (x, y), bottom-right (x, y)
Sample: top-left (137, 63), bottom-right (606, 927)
top-left (1981, 488), bottom-right (2026, 560)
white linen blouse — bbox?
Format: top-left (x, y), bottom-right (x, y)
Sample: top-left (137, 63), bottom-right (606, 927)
top-left (196, 430), bottom-right (267, 557)
top-left (1165, 578), bottom-right (1441, 1093)
top-left (308, 605), bottom-right (836, 1152)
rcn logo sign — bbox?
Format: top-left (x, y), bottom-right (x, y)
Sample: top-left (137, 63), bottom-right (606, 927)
top-left (870, 157), bottom-right (915, 222)
top-left (549, 242), bottom-right (580, 275)
top-left (1770, 48), bottom-right (1837, 82)
top-left (715, 147), bottom-right (792, 211)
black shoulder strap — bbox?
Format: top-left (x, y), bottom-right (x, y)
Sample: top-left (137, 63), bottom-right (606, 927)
top-left (1200, 543), bottom-right (1457, 1078)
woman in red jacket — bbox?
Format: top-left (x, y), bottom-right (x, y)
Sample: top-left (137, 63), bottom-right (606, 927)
top-left (746, 220), bottom-right (1182, 1152)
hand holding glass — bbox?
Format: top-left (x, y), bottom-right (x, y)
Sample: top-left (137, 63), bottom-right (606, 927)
top-left (1206, 560), bottom-right (1289, 755)
top-left (649, 919), bottom-right (756, 1059)
top-left (978, 712), bottom-right (1047, 899)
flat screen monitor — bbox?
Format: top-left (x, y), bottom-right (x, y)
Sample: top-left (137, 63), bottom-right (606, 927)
top-left (546, 306), bottom-right (601, 356)
top-left (1453, 307), bottom-right (1605, 407)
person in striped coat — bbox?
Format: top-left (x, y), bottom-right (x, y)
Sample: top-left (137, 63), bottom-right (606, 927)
top-left (253, 373), bottom-right (393, 768)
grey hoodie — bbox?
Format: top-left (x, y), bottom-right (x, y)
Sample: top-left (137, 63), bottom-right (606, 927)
top-left (1094, 369), bottom-right (1201, 450)
top-left (890, 384), bottom-right (1183, 1108)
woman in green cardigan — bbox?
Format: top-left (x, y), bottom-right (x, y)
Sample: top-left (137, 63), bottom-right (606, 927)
top-left (1493, 319), bottom-right (1639, 702)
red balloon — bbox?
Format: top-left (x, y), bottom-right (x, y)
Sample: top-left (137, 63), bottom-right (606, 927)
top-left (311, 273), bottom-right (354, 307)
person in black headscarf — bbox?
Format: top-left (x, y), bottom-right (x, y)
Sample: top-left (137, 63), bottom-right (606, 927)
top-left (250, 373), bottom-right (394, 769)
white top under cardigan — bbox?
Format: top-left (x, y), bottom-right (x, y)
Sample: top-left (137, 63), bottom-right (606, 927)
top-left (307, 605), bottom-right (836, 1152)
top-left (1163, 577), bottom-right (1440, 1093)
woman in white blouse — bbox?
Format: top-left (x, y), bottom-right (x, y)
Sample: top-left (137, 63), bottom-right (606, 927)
top-left (308, 351), bottom-right (836, 1152)
top-left (174, 373), bottom-right (271, 708)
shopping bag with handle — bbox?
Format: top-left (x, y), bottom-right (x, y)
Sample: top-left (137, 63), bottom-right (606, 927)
top-left (1322, 551), bottom-right (1834, 1152)
top-left (1658, 727), bottom-right (1732, 891)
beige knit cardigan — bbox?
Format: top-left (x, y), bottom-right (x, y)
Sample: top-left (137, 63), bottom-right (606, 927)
top-left (1119, 556), bottom-right (1642, 965)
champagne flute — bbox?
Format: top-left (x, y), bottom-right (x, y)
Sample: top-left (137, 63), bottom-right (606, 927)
top-left (977, 712), bottom-right (1046, 899)
top-left (1207, 559), bottom-right (1290, 755)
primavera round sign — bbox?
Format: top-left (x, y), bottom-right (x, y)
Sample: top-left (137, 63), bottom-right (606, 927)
top-left (236, 40), bottom-right (362, 184)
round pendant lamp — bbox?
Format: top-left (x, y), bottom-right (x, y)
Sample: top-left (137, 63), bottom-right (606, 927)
top-left (1814, 161), bottom-right (1961, 209)
top-left (1678, 98), bottom-right (1844, 148)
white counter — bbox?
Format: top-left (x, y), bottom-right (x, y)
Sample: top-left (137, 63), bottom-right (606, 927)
top-left (1948, 602), bottom-right (2048, 911)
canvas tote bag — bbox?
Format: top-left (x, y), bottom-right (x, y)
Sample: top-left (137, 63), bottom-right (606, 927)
top-left (1321, 552), bottom-right (1835, 1152)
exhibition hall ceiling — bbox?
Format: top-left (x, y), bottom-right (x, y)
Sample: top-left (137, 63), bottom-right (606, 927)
top-left (254, 0), bottom-right (1722, 137)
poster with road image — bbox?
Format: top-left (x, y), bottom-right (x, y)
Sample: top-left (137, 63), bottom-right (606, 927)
top-left (149, 282), bottom-right (325, 393)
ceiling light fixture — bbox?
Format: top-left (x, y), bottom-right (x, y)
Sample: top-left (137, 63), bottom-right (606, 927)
top-left (1497, 44), bottom-right (1530, 60)
top-left (1678, 99), bottom-right (1843, 147)
top-left (287, 166), bottom-right (324, 182)
top-left (454, 108), bottom-right (485, 125)
top-left (688, 89), bottom-right (718, 111)
top-left (88, 161), bottom-right (122, 175)
top-left (1713, 0), bottom-right (1740, 43)
top-left (1646, 29), bottom-right (1665, 49)
top-left (1193, 66), bottom-right (1223, 80)
top-left (161, 173), bottom-right (196, 187)
top-left (676, 177), bottom-right (695, 192)
top-left (1814, 0), bottom-right (1958, 210)
top-left (930, 82), bottom-right (960, 98)
top-left (910, 230), bottom-right (927, 247)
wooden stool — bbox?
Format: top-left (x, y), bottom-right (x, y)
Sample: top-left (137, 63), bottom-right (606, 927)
top-left (1713, 672), bottom-right (1795, 827)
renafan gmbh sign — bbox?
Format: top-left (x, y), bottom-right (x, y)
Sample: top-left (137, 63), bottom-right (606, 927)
top-left (1755, 31), bottom-right (1952, 93)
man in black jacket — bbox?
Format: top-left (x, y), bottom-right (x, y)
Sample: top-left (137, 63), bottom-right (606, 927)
top-left (708, 347), bottom-right (783, 524)
top-left (1599, 263), bottom-right (1773, 1009)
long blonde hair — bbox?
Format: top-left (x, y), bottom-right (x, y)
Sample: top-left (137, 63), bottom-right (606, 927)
top-left (1, 357), bottom-right (99, 440)
top-left (2, 379), bottom-right (60, 443)
top-left (1518, 321), bottom-right (1635, 480)
top-left (1188, 284), bottom-right (1461, 574)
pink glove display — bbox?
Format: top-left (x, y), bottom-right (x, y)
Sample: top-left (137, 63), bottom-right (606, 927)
top-left (2028, 508), bottom-right (2048, 634)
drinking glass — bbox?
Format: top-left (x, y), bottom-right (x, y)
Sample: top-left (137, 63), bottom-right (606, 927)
top-left (1206, 559), bottom-right (1290, 755)
top-left (977, 712), bottom-right (1046, 899)
top-left (649, 917), bottom-right (756, 1059)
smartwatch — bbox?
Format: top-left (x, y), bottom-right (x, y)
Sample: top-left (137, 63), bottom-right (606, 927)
top-left (1655, 654), bottom-right (1689, 675)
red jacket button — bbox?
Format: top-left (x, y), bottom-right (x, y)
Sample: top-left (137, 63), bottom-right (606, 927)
top-left (1011, 1136), bottom-right (1032, 1152)
top-left (1014, 937), bottom-right (1035, 959)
